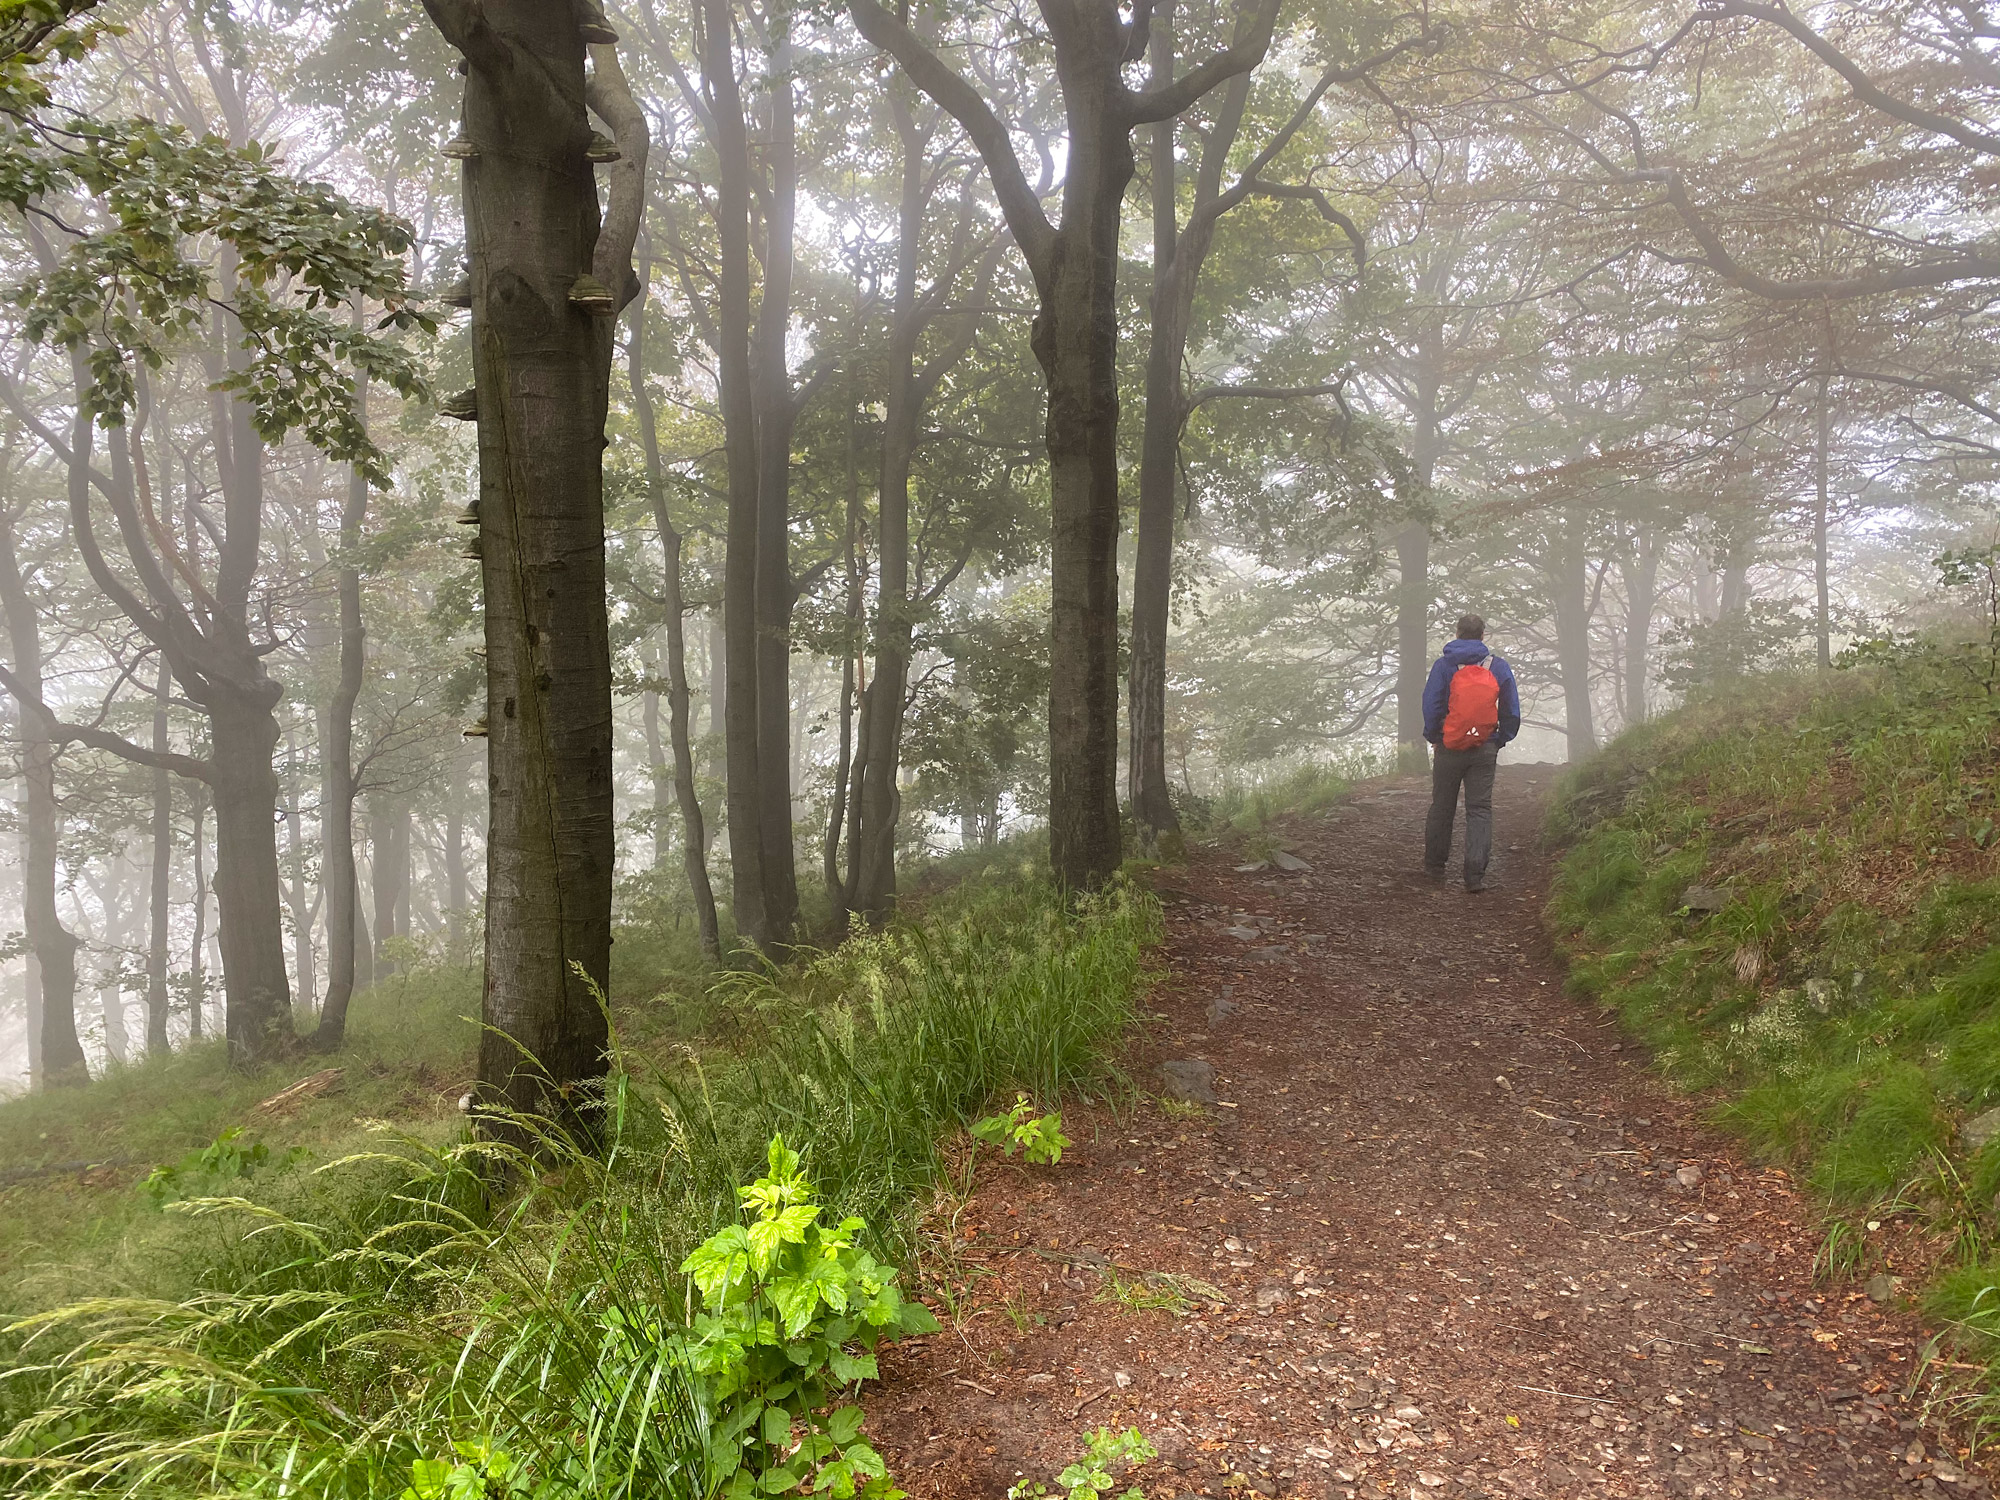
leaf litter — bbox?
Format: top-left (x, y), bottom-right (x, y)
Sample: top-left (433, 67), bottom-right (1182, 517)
top-left (866, 768), bottom-right (1987, 1498)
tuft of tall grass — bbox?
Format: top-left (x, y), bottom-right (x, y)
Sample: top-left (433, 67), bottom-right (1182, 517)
top-left (1195, 756), bottom-right (1376, 839)
top-left (0, 875), bottom-right (1158, 1497)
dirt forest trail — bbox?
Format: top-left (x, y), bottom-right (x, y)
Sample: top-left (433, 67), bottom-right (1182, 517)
top-left (870, 766), bottom-right (1985, 1500)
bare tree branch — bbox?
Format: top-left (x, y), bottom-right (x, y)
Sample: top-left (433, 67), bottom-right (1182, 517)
top-left (1185, 380), bottom-right (1352, 411)
top-left (1696, 0), bottom-right (2000, 157)
top-left (0, 662), bottom-right (214, 782)
top-left (1124, 0), bottom-right (1280, 125)
top-left (847, 0), bottom-right (1057, 278)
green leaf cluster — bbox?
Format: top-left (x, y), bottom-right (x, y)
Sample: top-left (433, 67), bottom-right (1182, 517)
top-left (969, 1094), bottom-right (1068, 1165)
top-left (138, 1125), bottom-right (307, 1209)
top-left (0, 108), bottom-right (434, 482)
top-left (1007, 1426), bottom-right (1157, 1500)
top-left (679, 1135), bottom-right (938, 1498)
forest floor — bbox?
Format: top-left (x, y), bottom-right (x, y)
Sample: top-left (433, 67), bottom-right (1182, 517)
top-left (869, 765), bottom-right (1989, 1500)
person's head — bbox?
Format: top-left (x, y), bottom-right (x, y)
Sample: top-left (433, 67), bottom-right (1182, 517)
top-left (1456, 613), bottom-right (1486, 641)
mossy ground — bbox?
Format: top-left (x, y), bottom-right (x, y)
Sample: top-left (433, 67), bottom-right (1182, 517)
top-left (1546, 646), bottom-right (2000, 1416)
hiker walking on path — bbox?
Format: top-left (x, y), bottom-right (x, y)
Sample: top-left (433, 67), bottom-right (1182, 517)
top-left (1422, 613), bottom-right (1520, 893)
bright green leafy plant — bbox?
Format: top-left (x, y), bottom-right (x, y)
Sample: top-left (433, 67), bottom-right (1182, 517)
top-left (680, 1135), bottom-right (938, 1498)
top-left (139, 1125), bottom-right (307, 1208)
top-left (399, 1441), bottom-right (534, 1500)
top-left (1008, 1426), bottom-right (1157, 1500)
top-left (970, 1094), bottom-right (1069, 1165)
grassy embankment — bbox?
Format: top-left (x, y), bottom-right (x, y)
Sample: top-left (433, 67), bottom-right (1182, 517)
top-left (1546, 640), bottom-right (2000, 1421)
top-left (0, 871), bottom-right (1158, 1496)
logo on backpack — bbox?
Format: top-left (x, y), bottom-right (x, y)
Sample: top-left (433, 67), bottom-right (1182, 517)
top-left (1442, 655), bottom-right (1501, 751)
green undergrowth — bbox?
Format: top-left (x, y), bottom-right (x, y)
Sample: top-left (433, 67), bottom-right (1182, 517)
top-left (0, 963), bottom-right (484, 1309)
top-left (0, 874), bottom-right (1157, 1497)
top-left (1185, 755), bottom-right (1378, 843)
top-left (1545, 637), bottom-right (2000, 1426)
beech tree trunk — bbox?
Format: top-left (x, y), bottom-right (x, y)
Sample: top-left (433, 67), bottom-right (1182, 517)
top-left (1038, 83), bottom-right (1133, 893)
top-left (282, 733), bottom-right (317, 1011)
top-left (639, 645), bottom-right (672, 870)
top-left (1128, 12), bottom-right (1258, 847)
top-left (1394, 337), bottom-right (1444, 762)
top-left (313, 385), bottom-right (367, 1051)
top-left (189, 794), bottom-right (208, 1043)
top-left (421, 0), bottom-right (646, 1132)
top-left (852, 110), bottom-right (923, 919)
top-left (0, 505), bottom-right (85, 1085)
top-left (1393, 523), bottom-right (1431, 754)
top-left (445, 758), bottom-right (469, 936)
top-left (1621, 524), bottom-right (1660, 728)
top-left (825, 399), bottom-right (863, 925)
top-left (209, 691), bottom-right (296, 1059)
top-left (701, 0), bottom-right (773, 951)
top-left (1552, 505), bottom-right (1598, 761)
top-left (752, 16), bottom-right (803, 942)
top-left (370, 797), bottom-right (410, 974)
top-left (1814, 371), bottom-right (1832, 669)
top-left (96, 859), bottom-right (132, 1066)
top-left (628, 297), bottom-right (722, 960)
top-left (146, 661), bottom-right (172, 1054)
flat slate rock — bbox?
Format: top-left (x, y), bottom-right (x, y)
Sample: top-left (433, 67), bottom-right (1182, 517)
top-left (1682, 884), bottom-right (1733, 913)
top-left (1157, 1058), bottom-right (1217, 1105)
top-left (1963, 1104), bottom-right (2000, 1155)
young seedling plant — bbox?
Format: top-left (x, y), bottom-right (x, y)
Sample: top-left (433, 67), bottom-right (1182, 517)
top-left (1008, 1426), bottom-right (1157, 1500)
top-left (680, 1135), bottom-right (939, 1498)
top-left (970, 1094), bottom-right (1069, 1166)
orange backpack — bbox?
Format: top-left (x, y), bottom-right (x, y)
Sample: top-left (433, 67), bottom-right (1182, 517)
top-left (1442, 656), bottom-right (1501, 751)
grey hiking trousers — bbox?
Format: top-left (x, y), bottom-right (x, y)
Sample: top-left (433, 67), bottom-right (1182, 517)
top-left (1425, 742), bottom-right (1499, 889)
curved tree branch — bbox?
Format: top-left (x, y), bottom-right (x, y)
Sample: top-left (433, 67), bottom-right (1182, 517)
top-left (848, 0), bottom-right (1057, 279)
top-left (1123, 0), bottom-right (1280, 126)
top-left (0, 661), bottom-right (214, 782)
top-left (587, 41), bottom-right (651, 312)
top-left (1696, 0), bottom-right (2000, 157)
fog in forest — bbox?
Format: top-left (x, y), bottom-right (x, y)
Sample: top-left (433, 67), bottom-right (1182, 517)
top-left (0, 0), bottom-right (1987, 1095)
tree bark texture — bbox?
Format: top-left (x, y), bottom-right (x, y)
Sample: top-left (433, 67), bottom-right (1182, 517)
top-left (700, 0), bottom-right (773, 950)
top-left (370, 797), bottom-right (410, 973)
top-left (825, 398), bottom-right (863, 925)
top-left (189, 795), bottom-right (208, 1042)
top-left (1037, 77), bottom-right (1131, 893)
top-left (1814, 371), bottom-right (1832, 669)
top-left (1620, 525), bottom-right (1659, 728)
top-left (282, 735), bottom-right (317, 1012)
top-left (1393, 333), bottom-right (1445, 759)
top-left (1128, 14), bottom-right (1259, 846)
top-left (640, 650), bottom-right (672, 870)
top-left (205, 268), bottom-right (299, 1064)
top-left (852, 102), bottom-right (925, 919)
top-left (421, 0), bottom-right (643, 1132)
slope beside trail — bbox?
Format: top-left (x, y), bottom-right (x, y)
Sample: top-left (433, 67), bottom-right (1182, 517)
top-left (868, 765), bottom-right (1987, 1500)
